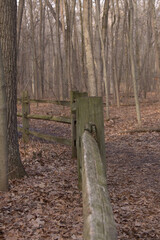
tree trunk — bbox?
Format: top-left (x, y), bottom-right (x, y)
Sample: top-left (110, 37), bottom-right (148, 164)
top-left (96, 0), bottom-right (110, 120)
top-left (83, 0), bottom-right (97, 96)
top-left (0, 43), bottom-right (8, 191)
top-left (95, 0), bottom-right (102, 96)
top-left (128, 0), bottom-right (141, 125)
top-left (0, 0), bottom-right (26, 179)
top-left (29, 0), bottom-right (39, 99)
top-left (79, 0), bottom-right (87, 91)
top-left (149, 0), bottom-right (160, 93)
top-left (39, 0), bottom-right (45, 98)
top-left (55, 0), bottom-right (64, 100)
top-left (17, 0), bottom-right (25, 50)
top-left (114, 0), bottom-right (120, 108)
top-left (47, 8), bottom-right (57, 98)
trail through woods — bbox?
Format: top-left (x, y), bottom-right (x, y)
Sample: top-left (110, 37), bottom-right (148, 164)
top-left (0, 98), bottom-right (160, 239)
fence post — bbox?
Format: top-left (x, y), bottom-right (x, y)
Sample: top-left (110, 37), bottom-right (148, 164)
top-left (71, 91), bottom-right (79, 159)
top-left (22, 91), bottom-right (30, 143)
top-left (76, 96), bottom-right (105, 189)
top-left (70, 91), bottom-right (88, 159)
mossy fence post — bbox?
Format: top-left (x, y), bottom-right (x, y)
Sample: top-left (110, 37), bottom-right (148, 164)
top-left (22, 91), bottom-right (30, 143)
top-left (70, 91), bottom-right (88, 159)
top-left (76, 96), bottom-right (105, 189)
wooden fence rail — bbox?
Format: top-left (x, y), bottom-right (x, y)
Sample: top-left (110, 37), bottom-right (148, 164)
top-left (75, 96), bottom-right (117, 240)
top-left (18, 127), bottom-right (71, 146)
top-left (81, 130), bottom-right (117, 240)
top-left (17, 91), bottom-right (71, 145)
top-left (17, 98), bottom-right (70, 106)
top-left (17, 113), bottom-right (71, 124)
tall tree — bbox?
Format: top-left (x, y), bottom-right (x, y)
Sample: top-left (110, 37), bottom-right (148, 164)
top-left (39, 0), bottom-right (45, 98)
top-left (0, 43), bottom-right (8, 191)
top-left (128, 0), bottom-right (141, 125)
top-left (79, 0), bottom-right (87, 91)
top-left (96, 0), bottom-right (110, 119)
top-left (102, 0), bottom-right (110, 120)
top-left (95, 0), bottom-right (103, 96)
top-left (0, 0), bottom-right (26, 179)
top-left (17, 0), bottom-right (25, 50)
top-left (55, 0), bottom-right (64, 99)
top-left (29, 0), bottom-right (39, 98)
top-left (83, 0), bottom-right (97, 96)
top-left (149, 0), bottom-right (160, 88)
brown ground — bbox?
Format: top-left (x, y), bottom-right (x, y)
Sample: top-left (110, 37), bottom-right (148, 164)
top-left (0, 97), bottom-right (160, 240)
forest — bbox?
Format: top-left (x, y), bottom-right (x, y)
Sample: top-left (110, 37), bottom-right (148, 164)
top-left (0, 0), bottom-right (160, 239)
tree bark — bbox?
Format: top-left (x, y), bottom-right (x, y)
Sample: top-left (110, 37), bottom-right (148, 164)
top-left (79, 0), bottom-right (87, 91)
top-left (29, 0), bottom-right (39, 99)
top-left (39, 0), bottom-right (45, 98)
top-left (47, 8), bottom-right (57, 97)
top-left (96, 0), bottom-right (110, 120)
top-left (55, 0), bottom-right (64, 100)
top-left (149, 0), bottom-right (160, 92)
top-left (0, 0), bottom-right (26, 179)
top-left (83, 0), bottom-right (97, 96)
top-left (128, 0), bottom-right (141, 125)
top-left (95, 0), bottom-right (103, 96)
top-left (17, 0), bottom-right (25, 50)
top-left (0, 43), bottom-right (8, 191)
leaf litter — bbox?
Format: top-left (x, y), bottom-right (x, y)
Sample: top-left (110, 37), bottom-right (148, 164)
top-left (0, 100), bottom-right (160, 239)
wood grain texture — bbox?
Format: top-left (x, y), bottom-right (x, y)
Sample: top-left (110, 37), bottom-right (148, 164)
top-left (76, 96), bottom-right (105, 188)
top-left (82, 131), bottom-right (117, 240)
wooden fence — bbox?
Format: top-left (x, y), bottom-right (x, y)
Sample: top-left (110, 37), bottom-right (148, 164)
top-left (17, 91), bottom-right (117, 239)
top-left (17, 91), bottom-right (71, 145)
top-left (82, 130), bottom-right (117, 240)
top-left (75, 96), bottom-right (117, 239)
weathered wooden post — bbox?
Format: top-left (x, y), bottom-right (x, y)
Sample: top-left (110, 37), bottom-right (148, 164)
top-left (81, 130), bottom-right (117, 240)
top-left (22, 91), bottom-right (30, 143)
top-left (71, 91), bottom-right (79, 159)
top-left (76, 96), bottom-right (105, 189)
top-left (70, 91), bottom-right (88, 158)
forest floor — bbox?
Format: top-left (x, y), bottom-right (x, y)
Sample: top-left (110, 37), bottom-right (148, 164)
top-left (0, 95), bottom-right (160, 240)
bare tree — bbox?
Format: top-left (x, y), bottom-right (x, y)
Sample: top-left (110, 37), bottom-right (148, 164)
top-left (0, 0), bottom-right (26, 179)
top-left (95, 0), bottom-right (110, 119)
top-left (0, 43), bottom-right (8, 191)
top-left (29, 0), bottom-right (39, 98)
top-left (16, 0), bottom-right (160, 111)
top-left (83, 0), bottom-right (97, 96)
top-left (17, 0), bottom-right (25, 49)
top-left (39, 0), bottom-right (45, 98)
top-left (128, 0), bottom-right (141, 125)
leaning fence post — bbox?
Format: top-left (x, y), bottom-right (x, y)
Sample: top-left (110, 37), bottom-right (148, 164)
top-left (22, 91), bottom-right (30, 143)
top-left (70, 91), bottom-right (88, 159)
